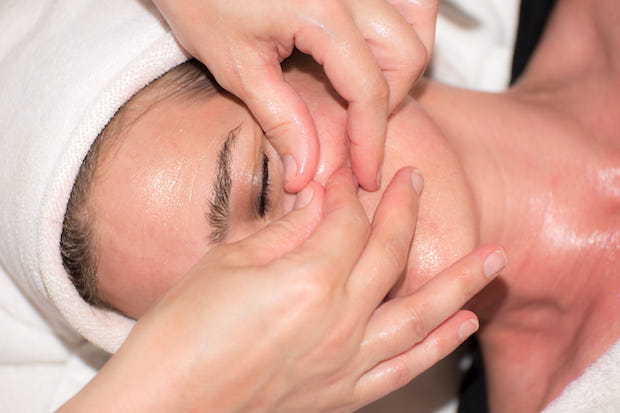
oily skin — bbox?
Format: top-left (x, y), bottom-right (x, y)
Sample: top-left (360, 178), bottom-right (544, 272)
top-left (93, 93), bottom-right (294, 317)
top-left (88, 6), bottom-right (620, 407)
top-left (92, 56), bottom-right (476, 319)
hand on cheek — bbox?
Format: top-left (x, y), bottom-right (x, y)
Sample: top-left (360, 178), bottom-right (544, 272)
top-left (63, 167), bottom-right (504, 413)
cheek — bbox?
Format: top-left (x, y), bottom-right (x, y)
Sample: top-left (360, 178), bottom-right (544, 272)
top-left (360, 107), bottom-right (478, 298)
top-left (95, 215), bottom-right (210, 319)
top-left (93, 165), bottom-right (212, 318)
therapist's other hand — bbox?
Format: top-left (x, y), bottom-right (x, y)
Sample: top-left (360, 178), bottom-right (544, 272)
top-left (153, 0), bottom-right (439, 192)
top-left (62, 168), bottom-right (502, 413)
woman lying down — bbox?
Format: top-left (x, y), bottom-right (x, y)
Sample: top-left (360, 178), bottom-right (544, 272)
top-left (2, 1), bottom-right (502, 411)
top-left (2, 0), bottom-right (617, 411)
top-left (61, 0), bottom-right (619, 408)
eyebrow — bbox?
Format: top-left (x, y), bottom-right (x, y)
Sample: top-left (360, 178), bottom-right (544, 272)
top-left (207, 125), bottom-right (240, 243)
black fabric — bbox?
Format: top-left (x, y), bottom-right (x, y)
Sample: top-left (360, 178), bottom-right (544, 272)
top-left (511, 0), bottom-right (558, 83)
top-left (457, 338), bottom-right (489, 413)
top-left (457, 2), bottom-right (559, 412)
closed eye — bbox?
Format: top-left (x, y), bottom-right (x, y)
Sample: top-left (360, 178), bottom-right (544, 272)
top-left (257, 151), bottom-right (270, 218)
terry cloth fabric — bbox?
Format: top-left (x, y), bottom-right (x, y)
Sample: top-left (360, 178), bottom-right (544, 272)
top-left (0, 0), bottom-right (188, 409)
top-left (542, 339), bottom-right (620, 413)
top-left (1, 1), bottom-right (615, 412)
top-left (0, 0), bottom-right (188, 353)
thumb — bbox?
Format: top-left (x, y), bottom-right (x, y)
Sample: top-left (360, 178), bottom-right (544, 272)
top-left (228, 182), bottom-right (325, 266)
top-left (216, 50), bottom-right (320, 194)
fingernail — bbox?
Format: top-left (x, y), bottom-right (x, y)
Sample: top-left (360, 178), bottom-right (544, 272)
top-left (411, 168), bottom-right (424, 196)
top-left (376, 168), bottom-right (383, 189)
top-left (458, 319), bottom-right (479, 341)
top-left (294, 186), bottom-right (314, 210)
top-left (483, 249), bottom-right (507, 278)
top-left (283, 155), bottom-right (297, 185)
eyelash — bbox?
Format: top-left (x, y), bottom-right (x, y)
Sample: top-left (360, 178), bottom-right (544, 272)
top-left (257, 152), bottom-right (271, 217)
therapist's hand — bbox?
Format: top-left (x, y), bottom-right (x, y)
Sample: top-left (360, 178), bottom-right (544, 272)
top-left (61, 168), bottom-right (503, 413)
top-left (153, 0), bottom-right (439, 192)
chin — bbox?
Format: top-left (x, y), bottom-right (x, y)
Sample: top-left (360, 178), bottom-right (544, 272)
top-left (370, 99), bottom-right (478, 297)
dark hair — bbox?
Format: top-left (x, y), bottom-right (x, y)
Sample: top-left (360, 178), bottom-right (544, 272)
top-left (60, 59), bottom-right (222, 307)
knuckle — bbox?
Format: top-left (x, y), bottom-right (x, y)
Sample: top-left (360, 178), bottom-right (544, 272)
top-left (348, 212), bottom-right (371, 238)
top-left (400, 40), bottom-right (429, 82)
top-left (287, 263), bottom-right (334, 306)
top-left (213, 242), bottom-right (247, 265)
top-left (457, 268), bottom-right (484, 302)
top-left (388, 354), bottom-right (413, 389)
top-left (381, 236), bottom-right (410, 272)
top-left (406, 303), bottom-right (430, 341)
top-left (321, 326), bottom-right (356, 358)
top-left (269, 217), bottom-right (304, 239)
top-left (423, 334), bottom-right (446, 360)
top-left (333, 201), bottom-right (370, 237)
top-left (364, 75), bottom-right (390, 103)
top-left (297, 0), bottom-right (347, 23)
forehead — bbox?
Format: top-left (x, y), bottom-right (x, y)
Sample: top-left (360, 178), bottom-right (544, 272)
top-left (91, 92), bottom-right (250, 317)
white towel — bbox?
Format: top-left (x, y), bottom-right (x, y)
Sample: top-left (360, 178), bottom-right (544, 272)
top-left (542, 339), bottom-right (620, 413)
top-left (0, 0), bottom-right (187, 355)
top-left (432, 0), bottom-right (520, 92)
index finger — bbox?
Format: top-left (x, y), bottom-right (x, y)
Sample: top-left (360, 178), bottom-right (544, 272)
top-left (294, 17), bottom-right (390, 192)
top-left (347, 167), bottom-right (423, 311)
top-left (210, 43), bottom-right (321, 193)
top-left (280, 168), bottom-right (371, 289)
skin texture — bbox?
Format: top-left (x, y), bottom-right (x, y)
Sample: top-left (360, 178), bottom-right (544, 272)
top-left (66, 160), bottom-right (505, 412)
top-left (92, 56), bottom-right (477, 319)
top-left (153, 0), bottom-right (439, 191)
top-left (83, 0), bottom-right (620, 410)
top-left (91, 0), bottom-right (620, 410)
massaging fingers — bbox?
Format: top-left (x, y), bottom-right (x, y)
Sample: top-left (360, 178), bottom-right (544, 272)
top-left (292, 0), bottom-right (433, 189)
top-left (353, 310), bottom-right (478, 407)
top-left (359, 245), bottom-right (505, 370)
top-left (346, 167), bottom-right (423, 312)
top-left (293, 0), bottom-right (429, 190)
top-left (205, 43), bottom-right (322, 193)
top-left (346, 246), bottom-right (504, 406)
top-left (154, 0), bottom-right (319, 192)
top-left (289, 2), bottom-right (388, 191)
top-left (155, 0), bottom-right (436, 192)
top-left (280, 168), bottom-right (371, 290)
top-left (209, 182), bottom-right (325, 266)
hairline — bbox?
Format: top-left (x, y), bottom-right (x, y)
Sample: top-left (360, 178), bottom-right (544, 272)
top-left (60, 59), bottom-right (222, 309)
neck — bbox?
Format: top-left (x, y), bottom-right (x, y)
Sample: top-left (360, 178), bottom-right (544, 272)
top-left (414, 23), bottom-right (620, 408)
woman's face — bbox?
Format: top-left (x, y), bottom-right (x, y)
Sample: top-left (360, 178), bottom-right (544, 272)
top-left (92, 58), bottom-right (476, 318)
